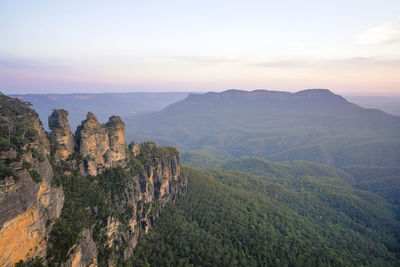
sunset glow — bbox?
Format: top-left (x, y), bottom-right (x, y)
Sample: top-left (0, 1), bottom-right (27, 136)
top-left (1, 1), bottom-right (399, 94)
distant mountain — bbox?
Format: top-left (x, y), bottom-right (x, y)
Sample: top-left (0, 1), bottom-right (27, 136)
top-left (9, 92), bottom-right (189, 130)
top-left (125, 89), bottom-right (400, 167)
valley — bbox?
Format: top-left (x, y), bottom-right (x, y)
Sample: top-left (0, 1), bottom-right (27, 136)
top-left (1, 90), bottom-right (400, 266)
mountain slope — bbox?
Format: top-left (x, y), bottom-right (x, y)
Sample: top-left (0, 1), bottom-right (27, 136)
top-left (129, 165), bottom-right (400, 266)
top-left (125, 89), bottom-right (400, 167)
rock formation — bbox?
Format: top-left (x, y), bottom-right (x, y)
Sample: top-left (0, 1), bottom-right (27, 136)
top-left (63, 141), bottom-right (186, 266)
top-left (75, 112), bottom-right (127, 176)
top-left (49, 109), bottom-right (75, 161)
top-left (0, 94), bottom-right (187, 266)
top-left (61, 229), bottom-right (98, 267)
top-left (128, 141), bottom-right (140, 157)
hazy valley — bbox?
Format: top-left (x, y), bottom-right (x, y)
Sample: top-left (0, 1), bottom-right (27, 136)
top-left (1, 89), bottom-right (400, 266)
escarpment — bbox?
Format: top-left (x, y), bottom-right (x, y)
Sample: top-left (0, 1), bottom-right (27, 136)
top-left (0, 94), bottom-right (187, 266)
top-left (0, 94), bottom-right (64, 266)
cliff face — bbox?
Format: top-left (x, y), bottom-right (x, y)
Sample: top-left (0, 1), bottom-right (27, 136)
top-left (0, 94), bottom-right (187, 266)
top-left (0, 95), bottom-right (64, 266)
top-left (57, 141), bottom-right (186, 266)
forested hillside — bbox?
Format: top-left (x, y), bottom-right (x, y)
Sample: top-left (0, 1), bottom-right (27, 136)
top-left (129, 164), bottom-right (400, 266)
top-left (126, 89), bottom-right (400, 167)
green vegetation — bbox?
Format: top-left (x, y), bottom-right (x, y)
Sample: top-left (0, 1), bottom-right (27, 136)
top-left (0, 93), bottom-right (40, 151)
top-left (46, 141), bottom-right (179, 266)
top-left (342, 165), bottom-right (400, 183)
top-left (126, 90), bottom-right (400, 168)
top-left (129, 162), bottom-right (400, 266)
top-left (15, 257), bottom-right (45, 267)
top-left (22, 160), bottom-right (32, 170)
top-left (0, 161), bottom-right (16, 181)
top-left (357, 176), bottom-right (400, 207)
top-left (47, 161), bottom-right (137, 265)
top-left (342, 165), bottom-right (400, 217)
top-left (138, 142), bottom-right (179, 164)
top-left (182, 146), bottom-right (234, 169)
top-left (29, 147), bottom-right (45, 162)
top-left (28, 169), bottom-right (42, 183)
top-left (0, 93), bottom-right (45, 182)
top-left (4, 91), bottom-right (400, 266)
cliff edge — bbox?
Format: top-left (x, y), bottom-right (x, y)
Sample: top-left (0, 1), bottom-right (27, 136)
top-left (0, 94), bottom-right (187, 266)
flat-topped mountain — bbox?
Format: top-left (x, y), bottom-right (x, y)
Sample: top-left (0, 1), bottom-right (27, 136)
top-left (192, 88), bottom-right (342, 99)
top-left (172, 88), bottom-right (346, 103)
top-left (126, 89), bottom-right (400, 167)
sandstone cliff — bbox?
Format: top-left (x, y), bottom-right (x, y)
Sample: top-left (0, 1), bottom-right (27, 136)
top-left (0, 94), bottom-right (187, 266)
top-left (49, 109), bottom-right (75, 161)
top-left (0, 94), bottom-right (64, 266)
top-left (75, 112), bottom-right (127, 176)
top-left (51, 140), bottom-right (186, 266)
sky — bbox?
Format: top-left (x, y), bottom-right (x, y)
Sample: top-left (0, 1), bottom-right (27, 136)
top-left (0, 0), bottom-right (400, 95)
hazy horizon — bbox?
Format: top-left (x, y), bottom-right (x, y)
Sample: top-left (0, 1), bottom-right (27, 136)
top-left (1, 1), bottom-right (400, 95)
top-left (6, 89), bottom-right (400, 97)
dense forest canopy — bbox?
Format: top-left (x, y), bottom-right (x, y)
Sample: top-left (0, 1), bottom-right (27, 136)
top-left (129, 164), bottom-right (400, 266)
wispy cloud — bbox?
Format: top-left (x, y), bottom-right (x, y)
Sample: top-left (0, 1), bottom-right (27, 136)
top-left (167, 56), bottom-right (241, 65)
top-left (357, 16), bottom-right (400, 45)
top-left (255, 59), bottom-right (315, 68)
top-left (253, 56), bottom-right (400, 69)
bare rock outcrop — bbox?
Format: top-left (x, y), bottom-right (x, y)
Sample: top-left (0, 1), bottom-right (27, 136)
top-left (105, 116), bottom-right (127, 165)
top-left (75, 112), bottom-right (127, 176)
top-left (128, 141), bottom-right (140, 157)
top-left (49, 109), bottom-right (75, 161)
top-left (62, 229), bottom-right (98, 267)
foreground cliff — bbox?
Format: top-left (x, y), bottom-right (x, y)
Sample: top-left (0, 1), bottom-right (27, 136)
top-left (0, 94), bottom-right (64, 266)
top-left (0, 94), bottom-right (187, 266)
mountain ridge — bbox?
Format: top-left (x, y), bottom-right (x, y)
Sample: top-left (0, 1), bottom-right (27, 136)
top-left (125, 89), bottom-right (400, 167)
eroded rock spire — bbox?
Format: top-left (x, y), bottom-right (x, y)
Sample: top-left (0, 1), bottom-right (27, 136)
top-left (48, 109), bottom-right (75, 161)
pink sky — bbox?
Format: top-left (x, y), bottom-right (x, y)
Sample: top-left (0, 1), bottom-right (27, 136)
top-left (1, 1), bottom-right (399, 95)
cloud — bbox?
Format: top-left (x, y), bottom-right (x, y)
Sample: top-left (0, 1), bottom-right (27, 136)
top-left (255, 59), bottom-right (315, 68)
top-left (253, 57), bottom-right (400, 69)
top-left (357, 16), bottom-right (400, 45)
top-left (168, 56), bottom-right (241, 65)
